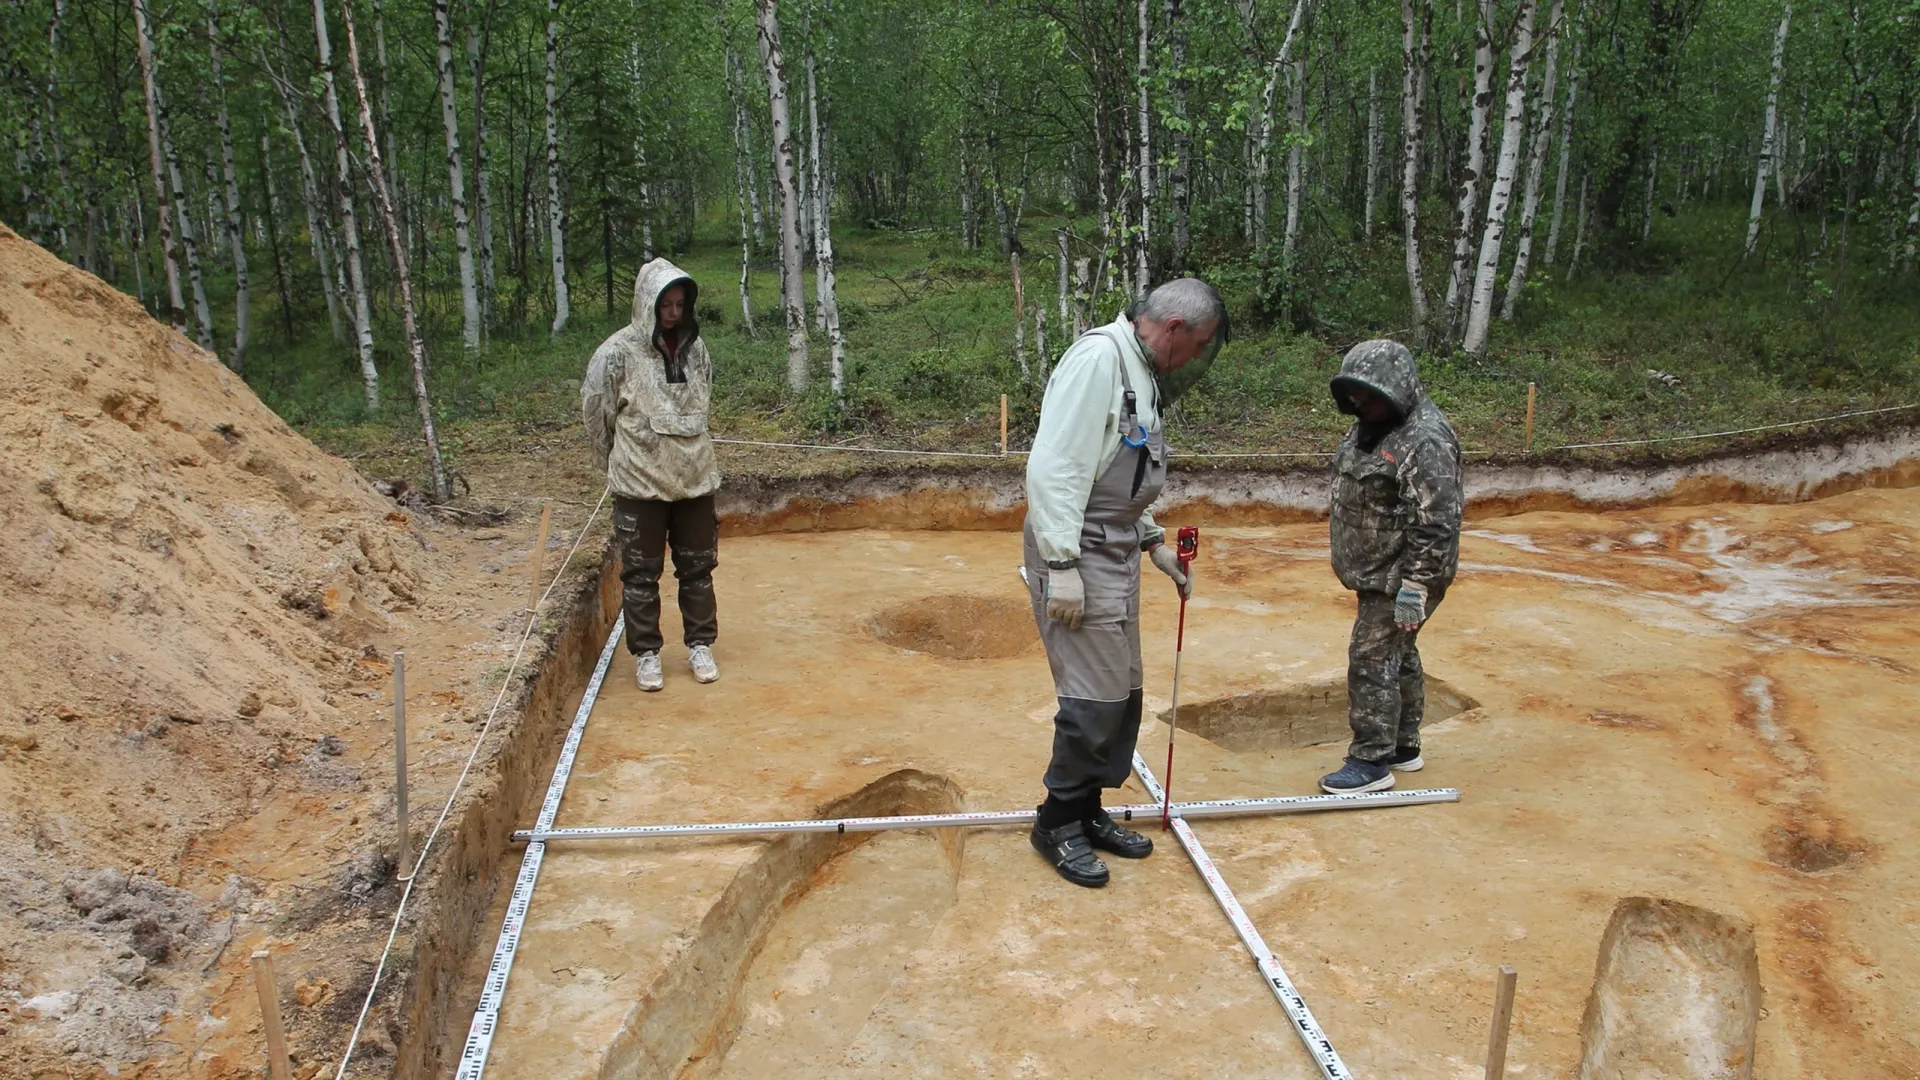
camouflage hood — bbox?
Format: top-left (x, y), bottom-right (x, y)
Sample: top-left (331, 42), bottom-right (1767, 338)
top-left (631, 257), bottom-right (700, 357)
top-left (1330, 339), bottom-right (1422, 421)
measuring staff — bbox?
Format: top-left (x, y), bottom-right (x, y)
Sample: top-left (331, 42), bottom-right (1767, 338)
top-left (1023, 278), bottom-right (1227, 889)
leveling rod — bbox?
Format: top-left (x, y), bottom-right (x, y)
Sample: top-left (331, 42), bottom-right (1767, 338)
top-left (511, 787), bottom-right (1459, 843)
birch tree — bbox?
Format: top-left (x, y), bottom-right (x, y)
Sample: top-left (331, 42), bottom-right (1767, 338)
top-left (264, 50), bottom-right (346, 344)
top-left (1502, 0), bottom-right (1563, 320)
top-left (434, 0), bottom-right (481, 349)
top-left (157, 78), bottom-right (214, 351)
top-left (1166, 0), bottom-right (1191, 273)
top-left (310, 0), bottom-right (380, 410)
top-left (1544, 20), bottom-right (1581, 265)
top-left (756, 0), bottom-right (809, 391)
top-left (1282, 29), bottom-right (1309, 269)
top-left (1745, 0), bottom-right (1792, 256)
top-left (544, 0), bottom-right (569, 335)
top-left (1251, 0), bottom-right (1310, 253)
top-left (1401, 0), bottom-right (1432, 339)
top-left (1136, 0), bottom-right (1152, 290)
top-left (468, 10), bottom-right (498, 321)
top-left (339, 0), bottom-right (449, 502)
top-left (1443, 0), bottom-right (1496, 343)
top-left (806, 12), bottom-right (846, 397)
top-left (1463, 0), bottom-right (1535, 355)
top-left (132, 0), bottom-right (184, 333)
top-left (726, 41), bottom-right (757, 336)
top-left (1364, 67), bottom-right (1381, 239)
top-left (208, 1), bottom-right (249, 368)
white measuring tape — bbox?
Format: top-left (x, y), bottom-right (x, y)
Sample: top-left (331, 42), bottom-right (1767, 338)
top-left (1132, 752), bottom-right (1355, 1080)
top-left (510, 787), bottom-right (1459, 842)
top-left (455, 617), bottom-right (623, 1080)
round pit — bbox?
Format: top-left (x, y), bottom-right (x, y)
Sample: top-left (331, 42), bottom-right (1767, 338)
top-left (868, 593), bottom-right (1037, 660)
top-left (1162, 676), bottom-right (1478, 752)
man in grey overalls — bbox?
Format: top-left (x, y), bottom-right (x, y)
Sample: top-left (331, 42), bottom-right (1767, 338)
top-left (1023, 279), bottom-right (1227, 888)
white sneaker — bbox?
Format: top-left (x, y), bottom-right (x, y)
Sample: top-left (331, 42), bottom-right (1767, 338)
top-left (688, 645), bottom-right (719, 684)
top-left (635, 652), bottom-right (664, 692)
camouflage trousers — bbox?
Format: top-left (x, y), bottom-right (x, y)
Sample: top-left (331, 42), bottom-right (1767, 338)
top-left (613, 494), bottom-right (719, 655)
top-left (1346, 586), bottom-right (1446, 764)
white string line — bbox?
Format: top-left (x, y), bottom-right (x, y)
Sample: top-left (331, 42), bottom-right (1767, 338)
top-left (712, 401), bottom-right (1917, 460)
top-left (332, 486), bottom-right (611, 1080)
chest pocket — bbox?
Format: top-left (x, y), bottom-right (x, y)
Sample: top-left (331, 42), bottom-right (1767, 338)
top-left (1334, 451), bottom-right (1406, 525)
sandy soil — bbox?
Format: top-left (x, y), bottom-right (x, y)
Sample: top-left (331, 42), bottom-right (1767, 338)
top-left (0, 227), bottom-right (600, 1080)
top-left (467, 486), bottom-right (1920, 1079)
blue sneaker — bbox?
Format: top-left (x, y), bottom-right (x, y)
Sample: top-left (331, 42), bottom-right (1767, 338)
top-left (1320, 757), bottom-right (1395, 794)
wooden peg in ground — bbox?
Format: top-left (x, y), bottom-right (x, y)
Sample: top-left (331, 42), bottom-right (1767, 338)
top-left (1485, 964), bottom-right (1519, 1079)
top-left (252, 950), bottom-right (293, 1080)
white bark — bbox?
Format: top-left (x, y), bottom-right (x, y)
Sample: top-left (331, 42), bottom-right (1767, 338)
top-left (806, 20), bottom-right (846, 396)
top-left (726, 43), bottom-right (758, 336)
top-left (208, 6), bottom-right (249, 368)
top-left (1544, 24), bottom-right (1581, 265)
top-left (1401, 0), bottom-right (1432, 338)
top-left (1056, 228), bottom-right (1072, 330)
top-left (756, 0), bottom-right (809, 391)
top-left (1136, 0), bottom-right (1152, 288)
top-left (1569, 170), bottom-right (1591, 274)
top-left (265, 54), bottom-right (347, 344)
top-left (1252, 0), bottom-right (1310, 252)
top-left (434, 0), bottom-right (481, 349)
top-left (372, 1), bottom-right (401, 231)
top-left (1282, 44), bottom-right (1307, 269)
top-left (808, 39), bottom-right (827, 331)
top-left (132, 0), bottom-right (184, 332)
top-left (310, 0), bottom-right (380, 410)
top-left (469, 16), bottom-right (497, 323)
top-left (544, 0), bottom-right (569, 335)
top-left (339, 0), bottom-right (449, 502)
top-left (1745, 0), bottom-right (1792, 255)
top-left (159, 93), bottom-right (214, 350)
top-left (1364, 67), bottom-right (1381, 239)
top-left (1011, 251), bottom-right (1028, 382)
top-left (1034, 305), bottom-right (1048, 380)
top-left (1165, 0), bottom-right (1190, 271)
top-left (1463, 0), bottom-right (1535, 355)
top-left (1443, 0), bottom-right (1496, 342)
top-left (1501, 0), bottom-right (1562, 320)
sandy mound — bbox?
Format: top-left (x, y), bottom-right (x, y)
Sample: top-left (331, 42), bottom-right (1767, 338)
top-left (0, 226), bottom-right (438, 1069)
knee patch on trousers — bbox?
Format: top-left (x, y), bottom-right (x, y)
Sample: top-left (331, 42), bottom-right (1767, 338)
top-left (672, 546), bottom-right (719, 587)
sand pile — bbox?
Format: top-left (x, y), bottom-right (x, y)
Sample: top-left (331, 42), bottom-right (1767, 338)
top-left (0, 225), bottom-right (438, 1069)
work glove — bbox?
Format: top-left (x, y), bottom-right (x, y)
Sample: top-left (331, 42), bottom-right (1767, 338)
top-left (1394, 581), bottom-right (1428, 631)
top-left (1046, 566), bottom-right (1086, 629)
top-left (1148, 543), bottom-right (1191, 601)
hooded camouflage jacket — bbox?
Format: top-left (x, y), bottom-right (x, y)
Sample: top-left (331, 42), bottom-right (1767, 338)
top-left (1327, 340), bottom-right (1462, 595)
top-left (581, 258), bottom-right (720, 502)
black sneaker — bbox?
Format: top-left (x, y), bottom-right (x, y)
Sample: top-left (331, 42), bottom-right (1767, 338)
top-left (1083, 806), bottom-right (1153, 859)
top-left (1030, 816), bottom-right (1109, 887)
top-left (1388, 746), bottom-right (1425, 772)
top-left (1319, 757), bottom-right (1395, 794)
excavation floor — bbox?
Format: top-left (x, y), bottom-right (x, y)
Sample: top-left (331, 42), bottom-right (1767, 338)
top-left (470, 486), bottom-right (1920, 1079)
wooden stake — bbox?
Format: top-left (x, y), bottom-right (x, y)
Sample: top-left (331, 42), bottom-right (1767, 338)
top-left (527, 502), bottom-right (554, 612)
top-left (1484, 964), bottom-right (1519, 1080)
top-left (1000, 394), bottom-right (1009, 455)
top-left (393, 650), bottom-right (410, 879)
top-left (251, 950), bottom-right (293, 1080)
top-left (1524, 383), bottom-right (1537, 453)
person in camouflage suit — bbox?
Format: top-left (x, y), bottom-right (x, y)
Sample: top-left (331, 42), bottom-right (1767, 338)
top-left (1318, 340), bottom-right (1463, 794)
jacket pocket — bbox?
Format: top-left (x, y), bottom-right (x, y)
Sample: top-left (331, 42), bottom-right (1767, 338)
top-left (647, 412), bottom-right (708, 437)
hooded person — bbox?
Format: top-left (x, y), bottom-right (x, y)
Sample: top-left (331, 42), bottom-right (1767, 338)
top-left (1022, 277), bottom-right (1227, 889)
top-left (582, 258), bottom-right (723, 691)
top-left (1319, 339), bottom-right (1463, 794)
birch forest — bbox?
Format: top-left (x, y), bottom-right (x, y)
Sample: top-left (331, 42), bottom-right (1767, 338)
top-left (2, 0), bottom-right (1917, 467)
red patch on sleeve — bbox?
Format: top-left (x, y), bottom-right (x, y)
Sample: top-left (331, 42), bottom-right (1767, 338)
top-left (1379, 450), bottom-right (1398, 463)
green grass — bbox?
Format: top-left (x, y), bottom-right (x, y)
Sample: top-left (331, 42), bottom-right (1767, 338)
top-left (225, 203), bottom-right (1919, 483)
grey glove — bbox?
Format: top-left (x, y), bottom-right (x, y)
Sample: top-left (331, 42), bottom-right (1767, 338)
top-left (1046, 566), bottom-right (1086, 629)
top-left (1394, 581), bottom-right (1428, 630)
top-left (1147, 543), bottom-right (1191, 600)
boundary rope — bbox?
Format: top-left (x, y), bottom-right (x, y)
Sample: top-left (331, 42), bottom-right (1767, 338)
top-left (332, 486), bottom-right (611, 1080)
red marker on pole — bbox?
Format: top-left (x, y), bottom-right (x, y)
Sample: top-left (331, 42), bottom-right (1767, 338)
top-left (1161, 526), bottom-right (1199, 829)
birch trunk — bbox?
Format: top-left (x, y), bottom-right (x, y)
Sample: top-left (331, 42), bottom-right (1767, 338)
top-left (132, 0), bottom-right (184, 332)
top-left (1136, 0), bottom-right (1152, 287)
top-left (806, 18), bottom-right (846, 396)
top-left (1365, 68), bottom-right (1381, 239)
top-left (208, 6), bottom-right (249, 368)
top-left (258, 131), bottom-right (295, 342)
top-left (1252, 0), bottom-right (1310, 252)
top-left (1034, 305), bottom-right (1048, 379)
top-left (434, 0), bottom-right (481, 349)
top-left (1282, 44), bottom-right (1307, 269)
top-left (1641, 137), bottom-right (1658, 242)
top-left (544, 0), bottom-right (569, 335)
top-left (469, 13), bottom-right (497, 324)
top-left (756, 0), bottom-right (809, 391)
top-left (159, 96), bottom-right (214, 350)
top-left (1744, 0), bottom-right (1791, 256)
top-left (1462, 0), bottom-right (1535, 355)
top-left (1056, 228), bottom-right (1072, 330)
top-left (1011, 251), bottom-right (1028, 382)
top-left (340, 0), bottom-right (449, 502)
top-left (807, 37), bottom-right (828, 330)
top-left (1569, 170), bottom-right (1590, 275)
top-left (1165, 0), bottom-right (1190, 273)
top-left (372, 0), bottom-right (401, 233)
top-left (726, 43), bottom-right (758, 336)
top-left (1544, 24), bottom-right (1580, 265)
top-left (310, 0), bottom-right (380, 410)
top-left (1500, 0), bottom-right (1561, 320)
top-left (1442, 0), bottom-right (1495, 343)
top-left (1906, 108), bottom-right (1920, 270)
top-left (1401, 0), bottom-right (1432, 339)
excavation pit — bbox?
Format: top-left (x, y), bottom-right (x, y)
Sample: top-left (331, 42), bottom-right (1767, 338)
top-left (441, 469), bottom-right (1920, 1080)
top-left (865, 593), bottom-right (1036, 659)
top-left (1161, 677), bottom-right (1479, 752)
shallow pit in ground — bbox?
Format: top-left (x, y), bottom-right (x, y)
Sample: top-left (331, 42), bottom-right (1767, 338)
top-left (1579, 896), bottom-right (1762, 1080)
top-left (867, 593), bottom-right (1037, 659)
top-left (1160, 676), bottom-right (1478, 751)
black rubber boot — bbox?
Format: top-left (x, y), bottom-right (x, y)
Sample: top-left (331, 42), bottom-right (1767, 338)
top-left (1083, 803), bottom-right (1153, 859)
top-left (1030, 814), bottom-right (1109, 888)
